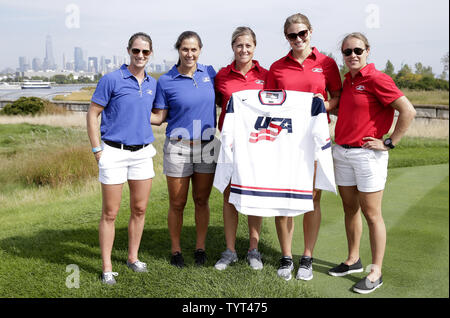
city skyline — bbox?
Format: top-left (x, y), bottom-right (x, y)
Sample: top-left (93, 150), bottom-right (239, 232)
top-left (0, 0), bottom-right (449, 78)
top-left (10, 34), bottom-right (175, 75)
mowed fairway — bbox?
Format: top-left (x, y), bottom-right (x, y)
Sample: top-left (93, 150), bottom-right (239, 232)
top-left (0, 162), bottom-right (447, 298)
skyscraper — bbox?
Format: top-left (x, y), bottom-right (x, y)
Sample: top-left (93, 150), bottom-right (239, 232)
top-left (74, 47), bottom-right (85, 71)
top-left (43, 35), bottom-right (56, 70)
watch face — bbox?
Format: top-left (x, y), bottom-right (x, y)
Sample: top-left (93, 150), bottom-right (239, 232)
top-left (384, 138), bottom-right (394, 148)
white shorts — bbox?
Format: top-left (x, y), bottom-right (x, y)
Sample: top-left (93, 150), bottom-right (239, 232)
top-left (98, 141), bottom-right (156, 185)
top-left (332, 144), bottom-right (389, 193)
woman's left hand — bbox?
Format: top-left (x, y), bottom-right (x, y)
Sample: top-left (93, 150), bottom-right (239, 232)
top-left (362, 137), bottom-right (388, 151)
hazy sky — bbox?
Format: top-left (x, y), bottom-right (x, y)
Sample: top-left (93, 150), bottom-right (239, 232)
top-left (0, 0), bottom-right (449, 76)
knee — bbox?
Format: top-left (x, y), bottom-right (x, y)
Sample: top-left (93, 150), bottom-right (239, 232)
top-left (193, 195), bottom-right (209, 209)
top-left (131, 204), bottom-right (147, 218)
top-left (363, 210), bottom-right (383, 226)
top-left (101, 209), bottom-right (118, 223)
top-left (170, 200), bottom-right (187, 214)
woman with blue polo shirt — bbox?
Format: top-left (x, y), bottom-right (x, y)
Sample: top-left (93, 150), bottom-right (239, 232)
top-left (152, 31), bottom-right (217, 268)
top-left (87, 32), bottom-right (162, 285)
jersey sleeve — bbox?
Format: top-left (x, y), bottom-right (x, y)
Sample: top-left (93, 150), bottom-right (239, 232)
top-left (213, 95), bottom-right (235, 193)
top-left (310, 97), bottom-right (336, 194)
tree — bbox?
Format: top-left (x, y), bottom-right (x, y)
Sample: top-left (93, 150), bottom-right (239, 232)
top-left (384, 60), bottom-right (395, 77)
top-left (440, 52), bottom-right (449, 80)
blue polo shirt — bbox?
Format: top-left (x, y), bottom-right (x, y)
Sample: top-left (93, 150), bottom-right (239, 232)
top-left (154, 63), bottom-right (216, 140)
top-left (91, 64), bottom-right (159, 145)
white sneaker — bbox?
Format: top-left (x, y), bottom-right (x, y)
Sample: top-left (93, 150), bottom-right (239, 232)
top-left (101, 272), bottom-right (118, 285)
top-left (247, 249), bottom-right (263, 270)
top-left (277, 256), bottom-right (294, 281)
top-left (296, 256), bottom-right (313, 281)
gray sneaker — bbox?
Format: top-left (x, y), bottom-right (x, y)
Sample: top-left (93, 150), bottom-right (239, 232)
top-left (247, 249), bottom-right (263, 270)
top-left (126, 260), bottom-right (148, 272)
top-left (214, 249), bottom-right (238, 270)
top-left (296, 256), bottom-right (313, 281)
top-left (277, 256), bottom-right (294, 281)
top-left (101, 271), bottom-right (118, 285)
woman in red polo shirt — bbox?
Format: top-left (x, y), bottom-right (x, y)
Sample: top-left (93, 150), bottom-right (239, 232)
top-left (328, 32), bottom-right (416, 294)
top-left (265, 13), bottom-right (342, 281)
top-left (214, 26), bottom-right (268, 271)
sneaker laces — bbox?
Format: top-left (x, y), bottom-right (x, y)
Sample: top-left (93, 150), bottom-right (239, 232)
top-left (221, 249), bottom-right (236, 261)
top-left (279, 257), bottom-right (293, 268)
top-left (248, 249), bottom-right (262, 261)
top-left (299, 257), bottom-right (313, 269)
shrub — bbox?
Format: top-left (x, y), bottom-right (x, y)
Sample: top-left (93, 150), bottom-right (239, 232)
top-left (0, 97), bottom-right (45, 116)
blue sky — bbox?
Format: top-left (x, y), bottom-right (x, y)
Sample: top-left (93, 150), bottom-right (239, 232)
top-left (0, 0), bottom-right (448, 76)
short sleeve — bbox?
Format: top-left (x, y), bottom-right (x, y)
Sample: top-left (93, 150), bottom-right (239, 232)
top-left (91, 75), bottom-right (113, 107)
top-left (324, 57), bottom-right (342, 92)
top-left (264, 68), bottom-right (278, 89)
top-left (154, 79), bottom-right (169, 109)
top-left (372, 73), bottom-right (404, 107)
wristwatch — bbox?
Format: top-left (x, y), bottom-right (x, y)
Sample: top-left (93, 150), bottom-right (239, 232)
top-left (383, 138), bottom-right (395, 149)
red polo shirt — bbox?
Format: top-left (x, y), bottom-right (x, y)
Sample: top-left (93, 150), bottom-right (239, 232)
top-left (215, 60), bottom-right (268, 131)
top-left (264, 47), bottom-right (342, 98)
top-left (334, 63), bottom-right (404, 147)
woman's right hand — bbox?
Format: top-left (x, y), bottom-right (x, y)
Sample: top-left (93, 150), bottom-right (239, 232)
top-left (94, 150), bottom-right (103, 162)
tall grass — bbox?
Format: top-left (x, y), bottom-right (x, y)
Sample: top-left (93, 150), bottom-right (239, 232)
top-left (403, 89), bottom-right (449, 106)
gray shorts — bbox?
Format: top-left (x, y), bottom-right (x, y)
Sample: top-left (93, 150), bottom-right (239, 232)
top-left (163, 137), bottom-right (219, 177)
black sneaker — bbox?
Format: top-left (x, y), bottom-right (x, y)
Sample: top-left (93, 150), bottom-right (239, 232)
top-left (328, 258), bottom-right (363, 277)
top-left (194, 249), bottom-right (207, 266)
top-left (353, 275), bottom-right (383, 294)
top-left (170, 252), bottom-right (185, 268)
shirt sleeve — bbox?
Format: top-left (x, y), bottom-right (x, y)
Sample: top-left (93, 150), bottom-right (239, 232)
top-left (213, 95), bottom-right (235, 193)
top-left (372, 73), bottom-right (404, 107)
top-left (91, 74), bottom-right (113, 107)
top-left (310, 97), bottom-right (337, 194)
top-left (153, 79), bottom-right (169, 110)
top-left (324, 57), bottom-right (343, 93)
top-left (264, 67), bottom-right (278, 89)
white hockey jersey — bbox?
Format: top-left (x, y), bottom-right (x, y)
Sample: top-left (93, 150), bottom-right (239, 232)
top-left (213, 89), bottom-right (336, 217)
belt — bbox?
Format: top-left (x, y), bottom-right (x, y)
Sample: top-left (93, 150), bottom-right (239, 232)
top-left (170, 138), bottom-right (203, 146)
top-left (104, 140), bottom-right (149, 152)
top-left (340, 144), bottom-right (362, 149)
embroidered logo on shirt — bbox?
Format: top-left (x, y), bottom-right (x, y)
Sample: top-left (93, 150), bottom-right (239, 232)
top-left (203, 77), bottom-right (211, 82)
top-left (311, 68), bottom-right (323, 73)
top-left (146, 89), bottom-right (153, 95)
top-left (355, 85), bottom-right (365, 91)
top-left (255, 80), bottom-right (265, 84)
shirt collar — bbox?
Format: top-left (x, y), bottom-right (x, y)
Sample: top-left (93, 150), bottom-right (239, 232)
top-left (286, 47), bottom-right (318, 63)
top-left (120, 64), bottom-right (151, 81)
top-left (170, 63), bottom-right (205, 79)
top-left (344, 63), bottom-right (375, 79)
top-left (229, 60), bottom-right (262, 75)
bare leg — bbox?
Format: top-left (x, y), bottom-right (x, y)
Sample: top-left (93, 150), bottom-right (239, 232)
top-left (275, 216), bottom-right (294, 257)
top-left (359, 190), bottom-right (385, 281)
top-left (167, 176), bottom-right (190, 254)
top-left (191, 172), bottom-right (214, 251)
top-left (127, 178), bottom-right (152, 263)
top-left (99, 183), bottom-right (124, 272)
top-left (223, 184), bottom-right (239, 252)
top-left (338, 185), bottom-right (363, 265)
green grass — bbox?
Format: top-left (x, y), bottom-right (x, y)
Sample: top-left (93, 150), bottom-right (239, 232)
top-left (0, 123), bottom-right (448, 298)
top-left (403, 89), bottom-right (449, 106)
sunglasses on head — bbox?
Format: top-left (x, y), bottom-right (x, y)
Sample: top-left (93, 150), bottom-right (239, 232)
top-left (342, 47), bottom-right (365, 56)
top-left (286, 30), bottom-right (309, 41)
top-left (131, 48), bottom-right (151, 56)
